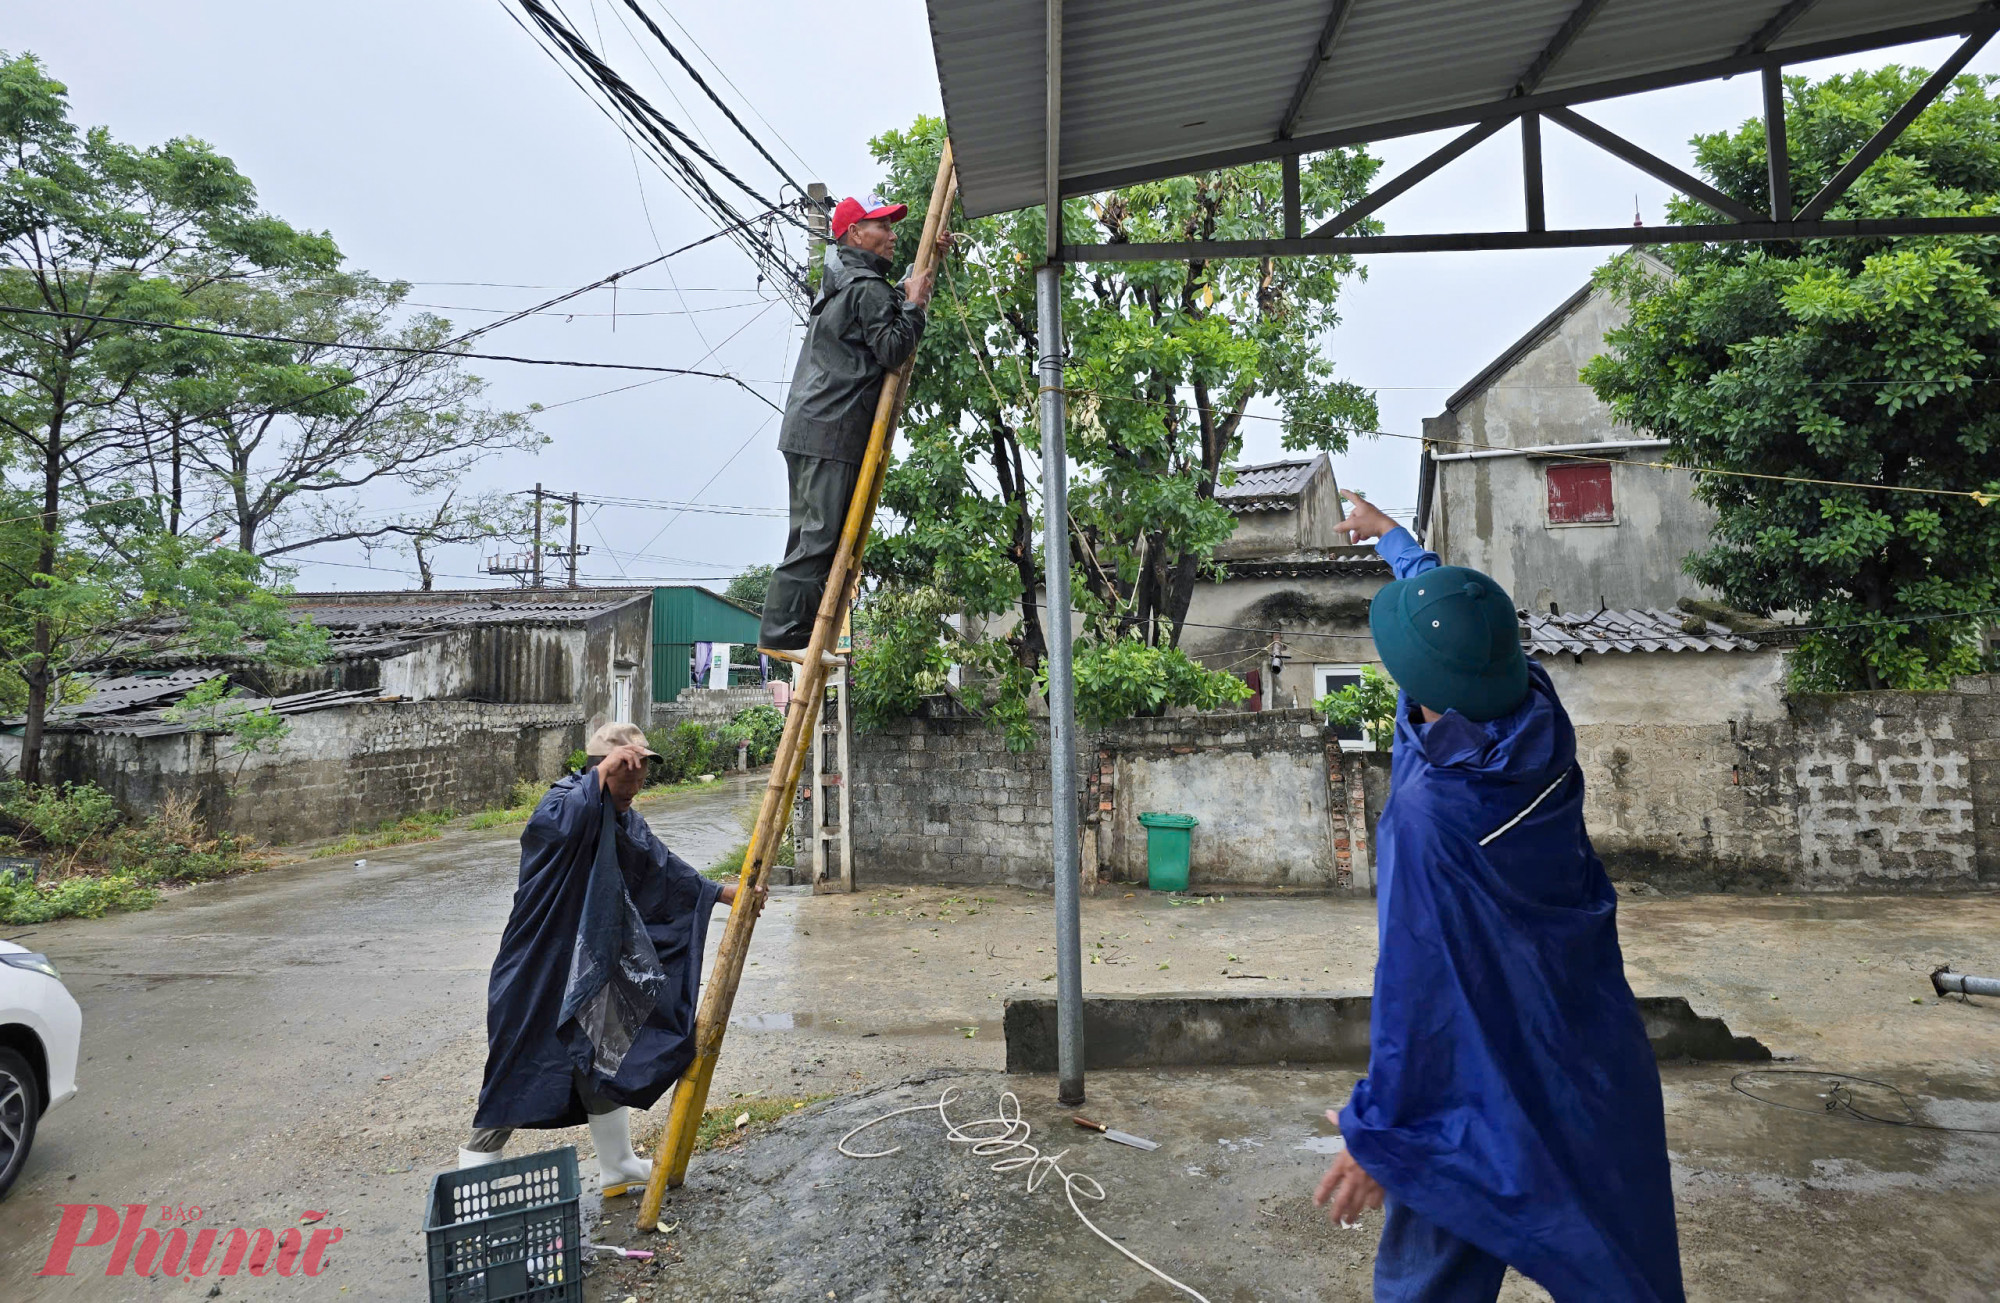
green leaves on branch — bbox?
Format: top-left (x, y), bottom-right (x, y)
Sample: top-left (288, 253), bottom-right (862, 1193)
top-left (1315, 667), bottom-right (1398, 752)
top-left (1063, 637), bottom-right (1252, 726)
top-left (1584, 66), bottom-right (2000, 692)
top-left (852, 116), bottom-right (1375, 733)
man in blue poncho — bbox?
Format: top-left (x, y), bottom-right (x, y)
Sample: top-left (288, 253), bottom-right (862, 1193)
top-left (1313, 491), bottom-right (1684, 1303)
top-left (459, 722), bottom-right (757, 1187)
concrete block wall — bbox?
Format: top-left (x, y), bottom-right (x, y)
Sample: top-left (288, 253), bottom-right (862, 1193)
top-left (43, 702), bottom-right (584, 846)
top-left (846, 714), bottom-right (1081, 890)
top-left (1090, 709), bottom-right (1373, 892)
top-left (847, 708), bottom-right (1373, 894)
top-left (1789, 685), bottom-right (1983, 890)
top-left (651, 686), bottom-right (777, 729)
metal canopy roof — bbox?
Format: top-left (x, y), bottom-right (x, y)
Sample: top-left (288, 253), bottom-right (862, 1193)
top-left (931, 1), bottom-right (1994, 221)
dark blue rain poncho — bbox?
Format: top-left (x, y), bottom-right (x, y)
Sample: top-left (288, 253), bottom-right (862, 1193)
top-left (474, 767), bottom-right (723, 1131)
top-left (1339, 528), bottom-right (1684, 1302)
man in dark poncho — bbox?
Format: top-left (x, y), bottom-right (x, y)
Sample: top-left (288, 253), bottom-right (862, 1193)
top-left (758, 193), bottom-right (944, 650)
top-left (1315, 490), bottom-right (1684, 1303)
top-left (460, 723), bottom-right (758, 1185)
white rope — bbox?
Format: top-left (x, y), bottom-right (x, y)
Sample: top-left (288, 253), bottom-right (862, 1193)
top-left (836, 1087), bottom-right (1213, 1303)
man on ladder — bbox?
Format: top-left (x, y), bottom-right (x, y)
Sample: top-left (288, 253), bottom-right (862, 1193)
top-left (759, 193), bottom-right (946, 651)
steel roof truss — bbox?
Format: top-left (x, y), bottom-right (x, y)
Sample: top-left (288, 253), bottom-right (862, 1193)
top-left (1795, 20), bottom-right (1997, 221)
top-left (1544, 106), bottom-right (1762, 223)
top-left (1280, 0), bottom-right (1361, 141)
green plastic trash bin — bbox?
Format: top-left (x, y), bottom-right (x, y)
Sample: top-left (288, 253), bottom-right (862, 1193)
top-left (1137, 812), bottom-right (1199, 892)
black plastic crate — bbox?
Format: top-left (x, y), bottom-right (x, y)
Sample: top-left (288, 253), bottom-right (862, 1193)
top-left (425, 1146), bottom-right (583, 1303)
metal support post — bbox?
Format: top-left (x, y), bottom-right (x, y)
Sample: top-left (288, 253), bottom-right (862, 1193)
top-left (1037, 262), bottom-right (1085, 1107)
top-left (1282, 153), bottom-right (1302, 240)
top-left (1762, 61), bottom-right (1790, 221)
top-left (1521, 113), bottom-right (1546, 233)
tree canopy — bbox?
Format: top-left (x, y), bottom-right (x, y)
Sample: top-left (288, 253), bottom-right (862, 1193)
top-left (852, 116), bottom-right (1380, 740)
top-left (0, 51), bottom-right (533, 780)
top-left (1585, 66), bottom-right (2000, 692)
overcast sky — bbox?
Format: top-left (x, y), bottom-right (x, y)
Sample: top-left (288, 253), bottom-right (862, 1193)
top-left (10, 3), bottom-right (1994, 592)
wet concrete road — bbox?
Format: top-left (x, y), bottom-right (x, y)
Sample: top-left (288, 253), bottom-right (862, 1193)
top-left (0, 775), bottom-right (763, 1301)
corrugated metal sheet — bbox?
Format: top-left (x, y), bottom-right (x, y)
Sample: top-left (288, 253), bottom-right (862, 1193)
top-left (929, 0), bottom-right (1986, 217)
top-left (1216, 458), bottom-right (1320, 512)
top-left (24, 684), bottom-right (394, 738)
top-left (652, 586), bottom-right (762, 703)
top-left (1525, 607), bottom-right (1761, 655)
top-left (1223, 548), bottom-right (1392, 579)
top-left (650, 586), bottom-right (761, 645)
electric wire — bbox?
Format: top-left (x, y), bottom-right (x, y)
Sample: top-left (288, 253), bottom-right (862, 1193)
top-left (0, 304), bottom-right (783, 412)
top-left (506, 0), bottom-right (810, 306)
top-left (610, 0), bottom-right (811, 199)
top-left (1730, 1069), bottom-right (2000, 1136)
top-left (638, 0), bottom-right (817, 175)
top-left (837, 1087), bottom-right (1212, 1303)
top-left (498, 2), bottom-right (805, 309)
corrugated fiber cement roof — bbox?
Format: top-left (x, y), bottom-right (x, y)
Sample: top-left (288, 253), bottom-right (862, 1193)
top-left (929, 0), bottom-right (1989, 217)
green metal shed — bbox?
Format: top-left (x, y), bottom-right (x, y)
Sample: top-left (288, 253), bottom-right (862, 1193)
top-left (652, 586), bottom-right (763, 702)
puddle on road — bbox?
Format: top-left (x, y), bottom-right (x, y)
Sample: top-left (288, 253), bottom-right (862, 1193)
top-left (732, 1011), bottom-right (810, 1031)
top-left (1293, 1135), bottom-right (1346, 1155)
top-left (1665, 1067), bottom-right (2000, 1190)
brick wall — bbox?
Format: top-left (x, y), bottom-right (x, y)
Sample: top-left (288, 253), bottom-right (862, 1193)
top-left (844, 708), bottom-right (1373, 893)
top-left (1091, 710), bottom-right (1374, 892)
top-left (651, 685), bottom-right (778, 729)
top-left (843, 713), bottom-right (1082, 889)
top-left (40, 702), bottom-right (584, 846)
top-left (1789, 684), bottom-right (1984, 889)
top-left (841, 675), bottom-right (2000, 895)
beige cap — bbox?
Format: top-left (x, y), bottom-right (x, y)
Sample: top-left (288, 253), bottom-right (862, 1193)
top-left (586, 721), bottom-right (657, 759)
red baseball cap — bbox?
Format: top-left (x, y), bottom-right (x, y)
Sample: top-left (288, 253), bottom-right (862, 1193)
top-left (830, 193), bottom-right (908, 239)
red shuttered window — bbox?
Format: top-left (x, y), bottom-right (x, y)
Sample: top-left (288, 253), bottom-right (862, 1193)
top-left (1546, 461), bottom-right (1614, 524)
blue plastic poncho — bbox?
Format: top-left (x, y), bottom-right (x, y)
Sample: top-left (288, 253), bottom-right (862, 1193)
top-left (1340, 529), bottom-right (1684, 1302)
top-left (474, 767), bottom-right (724, 1131)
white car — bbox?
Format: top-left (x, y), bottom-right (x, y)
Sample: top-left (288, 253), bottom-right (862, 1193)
top-left (0, 937), bottom-right (81, 1199)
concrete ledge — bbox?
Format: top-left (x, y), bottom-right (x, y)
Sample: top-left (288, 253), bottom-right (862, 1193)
top-left (1002, 993), bottom-right (1769, 1072)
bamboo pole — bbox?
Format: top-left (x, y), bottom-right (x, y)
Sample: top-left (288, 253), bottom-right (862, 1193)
top-left (640, 141), bottom-right (958, 1224)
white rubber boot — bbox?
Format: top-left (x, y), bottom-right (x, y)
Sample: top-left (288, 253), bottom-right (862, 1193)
top-left (458, 1145), bottom-right (505, 1170)
top-left (588, 1107), bottom-right (651, 1186)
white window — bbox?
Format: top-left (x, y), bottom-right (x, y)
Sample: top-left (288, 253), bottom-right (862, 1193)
top-left (1314, 663), bottom-right (1371, 751)
top-left (613, 672), bottom-right (634, 724)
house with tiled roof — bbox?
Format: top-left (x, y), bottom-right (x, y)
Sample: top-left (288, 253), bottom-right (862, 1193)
top-left (1184, 452), bottom-right (1396, 730)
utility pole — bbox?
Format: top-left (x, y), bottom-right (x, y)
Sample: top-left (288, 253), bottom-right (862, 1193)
top-left (806, 181), bottom-right (830, 263)
top-left (531, 482), bottom-right (545, 589)
top-left (568, 492), bottom-right (580, 588)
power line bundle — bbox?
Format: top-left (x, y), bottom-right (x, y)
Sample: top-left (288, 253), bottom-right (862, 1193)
top-left (502, 0), bottom-right (818, 311)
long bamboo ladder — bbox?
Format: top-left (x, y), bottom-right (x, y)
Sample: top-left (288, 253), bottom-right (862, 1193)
top-left (639, 142), bottom-right (958, 1224)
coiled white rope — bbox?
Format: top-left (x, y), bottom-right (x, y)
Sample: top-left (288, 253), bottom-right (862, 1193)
top-left (836, 1086), bottom-right (1213, 1303)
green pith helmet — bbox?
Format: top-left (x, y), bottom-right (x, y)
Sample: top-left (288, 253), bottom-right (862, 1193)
top-left (1368, 566), bottom-right (1529, 723)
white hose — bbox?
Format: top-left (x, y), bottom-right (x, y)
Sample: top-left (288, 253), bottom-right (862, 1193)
top-left (836, 1086), bottom-right (1213, 1303)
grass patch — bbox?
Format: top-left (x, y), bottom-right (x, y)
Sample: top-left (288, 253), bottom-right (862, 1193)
top-left (0, 786), bottom-right (263, 925)
top-left (662, 1094), bottom-right (829, 1156)
top-left (308, 810), bottom-right (455, 859)
top-left (467, 806), bottom-right (534, 831)
top-left (702, 832), bottom-right (796, 882)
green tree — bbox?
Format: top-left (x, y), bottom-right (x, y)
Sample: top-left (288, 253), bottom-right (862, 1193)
top-left (1315, 666), bottom-right (1397, 752)
top-left (1585, 66), bottom-right (2000, 691)
top-left (0, 52), bottom-right (331, 780)
top-left (853, 117), bottom-right (1378, 734)
top-left (724, 564), bottom-right (773, 612)
top-left (101, 269), bottom-right (540, 560)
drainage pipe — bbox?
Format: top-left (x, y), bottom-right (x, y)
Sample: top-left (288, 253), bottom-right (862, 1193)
top-left (1932, 967), bottom-right (2000, 998)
